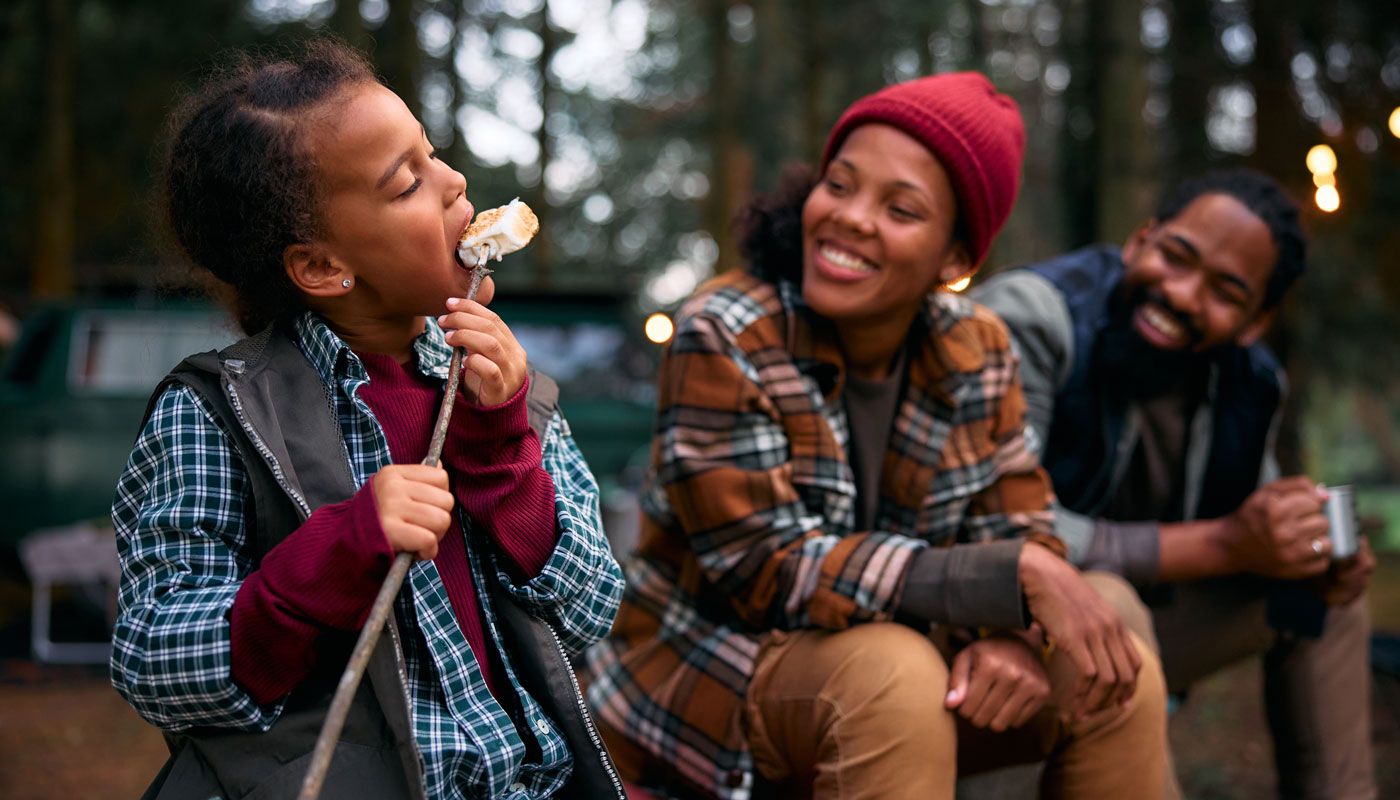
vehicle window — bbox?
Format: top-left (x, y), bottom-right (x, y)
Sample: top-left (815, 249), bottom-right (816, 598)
top-left (511, 321), bottom-right (656, 404)
top-left (68, 312), bottom-right (238, 394)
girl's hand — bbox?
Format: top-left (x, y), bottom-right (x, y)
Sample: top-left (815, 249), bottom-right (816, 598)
top-left (372, 464), bottom-right (453, 560)
top-left (438, 297), bottom-right (528, 406)
top-left (945, 634), bottom-right (1052, 731)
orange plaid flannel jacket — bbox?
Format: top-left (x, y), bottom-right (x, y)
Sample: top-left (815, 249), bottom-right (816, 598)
top-left (585, 271), bottom-right (1057, 799)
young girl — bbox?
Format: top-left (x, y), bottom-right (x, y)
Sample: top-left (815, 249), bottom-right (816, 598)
top-left (110, 40), bottom-right (624, 800)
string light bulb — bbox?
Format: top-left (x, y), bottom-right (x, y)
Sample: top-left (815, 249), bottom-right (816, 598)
top-left (644, 312), bottom-right (674, 344)
top-left (1305, 144), bottom-right (1337, 175)
top-left (1315, 184), bottom-right (1340, 213)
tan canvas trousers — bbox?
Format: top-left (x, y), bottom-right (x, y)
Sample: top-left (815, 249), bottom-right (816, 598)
top-left (744, 579), bottom-right (1168, 799)
top-left (1148, 577), bottom-right (1375, 800)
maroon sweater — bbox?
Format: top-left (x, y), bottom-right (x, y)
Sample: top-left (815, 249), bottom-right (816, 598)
top-left (229, 351), bottom-right (559, 704)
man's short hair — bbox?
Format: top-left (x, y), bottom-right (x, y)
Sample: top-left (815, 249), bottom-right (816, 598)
top-left (1154, 169), bottom-right (1307, 310)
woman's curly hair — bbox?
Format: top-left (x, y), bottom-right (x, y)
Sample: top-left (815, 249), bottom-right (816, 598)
top-left (735, 163), bottom-right (818, 286)
top-left (159, 38), bottom-right (378, 334)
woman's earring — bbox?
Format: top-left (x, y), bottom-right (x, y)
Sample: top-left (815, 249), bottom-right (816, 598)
top-left (342, 278), bottom-right (352, 289)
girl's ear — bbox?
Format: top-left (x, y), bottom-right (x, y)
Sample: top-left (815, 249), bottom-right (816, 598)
top-left (284, 243), bottom-right (352, 297)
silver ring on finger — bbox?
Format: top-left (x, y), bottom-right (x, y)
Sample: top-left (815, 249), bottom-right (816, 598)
top-left (1311, 538), bottom-right (1325, 555)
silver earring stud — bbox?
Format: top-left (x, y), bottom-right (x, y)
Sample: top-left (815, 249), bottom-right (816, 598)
top-left (342, 279), bottom-right (352, 288)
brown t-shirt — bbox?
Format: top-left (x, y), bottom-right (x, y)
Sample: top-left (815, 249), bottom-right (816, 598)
top-left (844, 354), bottom-right (906, 530)
top-left (1102, 376), bottom-right (1205, 524)
top-left (845, 346), bottom-right (1027, 630)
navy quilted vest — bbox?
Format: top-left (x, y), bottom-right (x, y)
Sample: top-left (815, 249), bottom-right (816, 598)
top-left (1026, 246), bottom-right (1283, 521)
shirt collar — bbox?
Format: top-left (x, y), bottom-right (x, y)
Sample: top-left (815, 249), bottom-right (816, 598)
top-left (292, 312), bottom-right (455, 387)
top-left (777, 279), bottom-right (972, 407)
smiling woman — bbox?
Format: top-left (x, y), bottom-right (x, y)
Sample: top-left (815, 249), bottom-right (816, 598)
top-left (583, 72), bottom-right (1168, 800)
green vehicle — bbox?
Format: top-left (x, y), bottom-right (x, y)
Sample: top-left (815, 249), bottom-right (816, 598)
top-left (0, 301), bottom-right (238, 548)
top-left (0, 296), bottom-right (657, 551)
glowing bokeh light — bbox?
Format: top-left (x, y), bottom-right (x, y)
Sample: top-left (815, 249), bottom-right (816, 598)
top-left (644, 312), bottom-right (675, 344)
top-left (946, 276), bottom-right (972, 292)
top-left (1313, 171), bottom-right (1336, 188)
top-left (1305, 144), bottom-right (1337, 175)
top-left (1315, 184), bottom-right (1340, 213)
top-left (1389, 107), bottom-right (1400, 139)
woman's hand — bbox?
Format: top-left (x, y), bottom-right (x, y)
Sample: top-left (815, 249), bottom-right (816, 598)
top-left (1019, 542), bottom-right (1141, 719)
top-left (438, 296), bottom-right (528, 407)
top-left (372, 464), bottom-right (454, 560)
top-left (945, 632), bottom-right (1051, 731)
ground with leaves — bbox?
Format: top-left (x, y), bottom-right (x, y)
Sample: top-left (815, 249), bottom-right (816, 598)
top-left (1, 555), bottom-right (1398, 799)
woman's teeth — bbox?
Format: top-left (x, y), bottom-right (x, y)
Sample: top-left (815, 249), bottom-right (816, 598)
top-left (821, 245), bottom-right (874, 272)
top-left (1141, 304), bottom-right (1184, 341)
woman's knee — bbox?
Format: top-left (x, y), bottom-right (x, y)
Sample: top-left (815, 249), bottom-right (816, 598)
top-left (1082, 571), bottom-right (1159, 655)
top-left (823, 623), bottom-right (950, 708)
top-left (760, 622), bottom-right (954, 733)
top-left (751, 623), bottom-right (958, 790)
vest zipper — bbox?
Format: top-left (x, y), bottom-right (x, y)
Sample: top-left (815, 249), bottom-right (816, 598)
top-left (383, 608), bottom-right (430, 798)
top-left (541, 622), bottom-right (626, 799)
top-left (225, 381), bottom-right (311, 518)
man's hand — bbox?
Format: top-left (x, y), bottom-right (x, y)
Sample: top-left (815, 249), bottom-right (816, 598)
top-left (1019, 543), bottom-right (1141, 720)
top-left (1313, 536), bottom-right (1375, 607)
top-left (1221, 476), bottom-right (1331, 580)
top-left (372, 464), bottom-right (454, 560)
top-left (945, 633), bottom-right (1051, 731)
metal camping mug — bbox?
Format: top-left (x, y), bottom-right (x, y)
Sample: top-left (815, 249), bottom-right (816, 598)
top-left (1324, 484), bottom-right (1359, 560)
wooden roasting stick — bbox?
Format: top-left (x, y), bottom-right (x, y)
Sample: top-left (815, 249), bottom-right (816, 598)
top-left (299, 199), bottom-right (538, 800)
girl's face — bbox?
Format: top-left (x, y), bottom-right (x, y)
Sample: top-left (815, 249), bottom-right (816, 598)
top-left (307, 82), bottom-right (483, 320)
top-left (800, 123), bottom-right (968, 326)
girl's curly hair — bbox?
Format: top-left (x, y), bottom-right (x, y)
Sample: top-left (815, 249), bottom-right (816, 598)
top-left (159, 38), bottom-right (378, 334)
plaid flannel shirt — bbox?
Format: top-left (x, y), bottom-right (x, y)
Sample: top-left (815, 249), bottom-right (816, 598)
top-left (110, 312), bottom-right (624, 800)
top-left (584, 271), bottom-right (1055, 800)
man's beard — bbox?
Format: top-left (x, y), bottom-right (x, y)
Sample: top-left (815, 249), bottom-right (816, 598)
top-left (1092, 284), bottom-right (1206, 399)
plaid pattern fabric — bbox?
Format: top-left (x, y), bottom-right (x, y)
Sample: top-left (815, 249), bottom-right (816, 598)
top-left (111, 312), bottom-right (623, 800)
top-left (584, 271), bottom-right (1055, 799)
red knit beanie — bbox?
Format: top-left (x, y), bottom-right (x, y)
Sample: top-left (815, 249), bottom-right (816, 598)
top-left (820, 72), bottom-right (1026, 267)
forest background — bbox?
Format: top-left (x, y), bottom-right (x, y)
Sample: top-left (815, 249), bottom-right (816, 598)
top-left (3, 0), bottom-right (1399, 533)
top-left (1, 2), bottom-right (1400, 798)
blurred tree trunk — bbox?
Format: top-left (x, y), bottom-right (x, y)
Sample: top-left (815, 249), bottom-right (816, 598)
top-left (1093, 0), bottom-right (1156, 243)
top-left (1167, 0), bottom-right (1213, 177)
top-left (1247, 3), bottom-right (1310, 475)
top-left (965, 0), bottom-right (985, 68)
top-left (380, 0), bottom-right (421, 119)
top-left (915, 5), bottom-right (934, 77)
top-left (795, 0), bottom-right (825, 164)
top-left (531, 2), bottom-right (556, 289)
top-left (34, 0), bottom-right (75, 298)
top-left (706, 0), bottom-right (740, 273)
top-left (1058, 0), bottom-right (1099, 248)
top-left (448, 0), bottom-right (473, 171)
top-left (1246, 4), bottom-right (1309, 185)
top-left (330, 0), bottom-right (369, 51)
